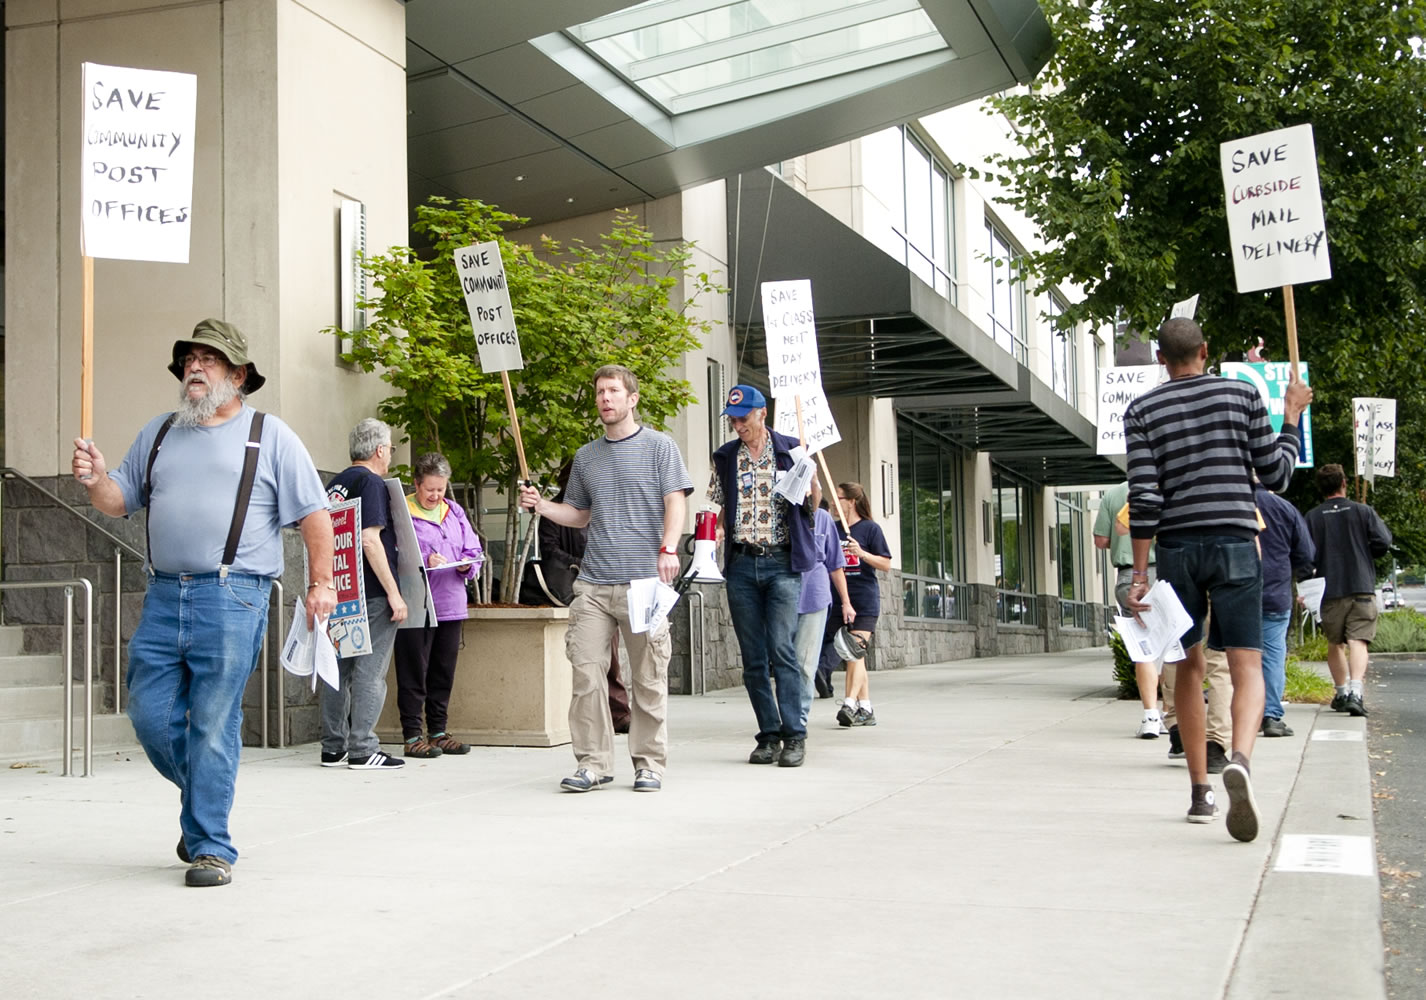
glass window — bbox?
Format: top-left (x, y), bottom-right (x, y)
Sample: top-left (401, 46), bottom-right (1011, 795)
top-left (860, 126), bottom-right (955, 306)
top-left (932, 163), bottom-right (951, 299)
top-left (1055, 492), bottom-right (1086, 602)
top-left (992, 467), bottom-right (1034, 594)
top-left (904, 133), bottom-right (933, 287)
top-left (897, 418), bottom-right (965, 584)
top-left (1048, 294), bottom-right (1077, 405)
top-left (986, 221), bottom-right (1027, 364)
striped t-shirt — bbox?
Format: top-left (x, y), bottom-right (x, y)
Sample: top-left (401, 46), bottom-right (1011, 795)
top-left (564, 426), bottom-right (693, 585)
top-left (1124, 374), bottom-right (1298, 540)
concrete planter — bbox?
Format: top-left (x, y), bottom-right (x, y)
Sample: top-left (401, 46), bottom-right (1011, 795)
top-left (376, 606), bottom-right (572, 748)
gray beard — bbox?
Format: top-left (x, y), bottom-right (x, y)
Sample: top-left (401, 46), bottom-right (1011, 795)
top-left (173, 375), bottom-right (240, 427)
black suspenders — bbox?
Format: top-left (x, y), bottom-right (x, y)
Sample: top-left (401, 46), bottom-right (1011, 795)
top-left (142, 411), bottom-right (267, 577)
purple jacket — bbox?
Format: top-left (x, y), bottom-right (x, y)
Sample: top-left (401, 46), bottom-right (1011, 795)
top-left (409, 496), bottom-right (483, 622)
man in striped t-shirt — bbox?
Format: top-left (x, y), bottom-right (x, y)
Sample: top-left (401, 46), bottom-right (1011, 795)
top-left (519, 365), bottom-right (693, 794)
top-left (1123, 317), bottom-right (1311, 841)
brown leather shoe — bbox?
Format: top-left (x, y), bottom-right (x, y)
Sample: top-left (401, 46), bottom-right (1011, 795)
top-left (429, 732), bottom-right (471, 755)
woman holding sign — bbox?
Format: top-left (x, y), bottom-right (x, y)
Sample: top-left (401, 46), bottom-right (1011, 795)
top-left (394, 453), bottom-right (484, 758)
top-left (831, 482), bottom-right (893, 727)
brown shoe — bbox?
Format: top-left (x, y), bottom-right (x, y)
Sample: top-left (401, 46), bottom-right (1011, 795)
top-left (429, 732), bottom-right (471, 755)
top-left (403, 736), bottom-right (442, 759)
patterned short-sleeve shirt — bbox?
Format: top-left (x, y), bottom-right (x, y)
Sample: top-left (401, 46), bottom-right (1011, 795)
top-left (707, 434), bottom-right (789, 546)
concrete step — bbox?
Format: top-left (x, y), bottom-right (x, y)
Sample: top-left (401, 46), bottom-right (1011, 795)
top-left (0, 625), bottom-right (25, 656)
top-left (0, 653), bottom-right (65, 686)
top-left (0, 712), bottom-right (137, 761)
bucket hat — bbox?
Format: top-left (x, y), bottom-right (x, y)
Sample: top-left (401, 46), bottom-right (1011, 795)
top-left (833, 625), bottom-right (869, 662)
top-left (168, 318), bottom-right (266, 394)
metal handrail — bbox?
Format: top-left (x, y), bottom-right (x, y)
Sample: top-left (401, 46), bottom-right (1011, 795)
top-left (0, 579), bottom-right (93, 776)
top-left (0, 468), bottom-right (144, 562)
top-left (1, 467), bottom-right (143, 717)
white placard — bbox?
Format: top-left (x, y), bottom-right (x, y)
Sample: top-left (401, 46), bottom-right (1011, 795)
top-left (1297, 576), bottom-right (1325, 621)
top-left (1311, 730), bottom-right (1364, 742)
top-left (1096, 365), bottom-right (1165, 455)
top-left (1353, 397), bottom-right (1396, 479)
top-left (80, 62), bottom-right (198, 263)
top-left (773, 390), bottom-right (842, 455)
top-left (761, 279), bottom-right (822, 398)
top-left (1169, 294), bottom-right (1199, 320)
top-left (1273, 834), bottom-right (1374, 877)
top-left (1220, 123), bottom-right (1332, 293)
top-left (455, 241), bottom-right (523, 372)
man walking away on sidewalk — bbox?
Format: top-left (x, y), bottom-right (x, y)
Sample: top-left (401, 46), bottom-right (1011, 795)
top-left (1124, 317), bottom-right (1311, 842)
top-left (1304, 463), bottom-right (1392, 717)
top-left (1255, 482), bottom-right (1315, 736)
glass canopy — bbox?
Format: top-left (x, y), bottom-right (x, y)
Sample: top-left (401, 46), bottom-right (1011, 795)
top-left (567, 0), bottom-right (951, 115)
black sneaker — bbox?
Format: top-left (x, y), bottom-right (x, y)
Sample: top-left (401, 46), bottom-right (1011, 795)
top-left (320, 750), bottom-right (349, 767)
top-left (1345, 693), bottom-right (1367, 717)
top-left (560, 767), bottom-right (613, 792)
top-left (1187, 783), bottom-right (1218, 824)
top-left (185, 855), bottom-right (232, 887)
top-left (1261, 717), bottom-right (1293, 738)
top-left (348, 750), bottom-right (405, 770)
top-left (176, 836), bottom-right (190, 864)
top-left (1205, 740), bottom-right (1229, 774)
top-left (1331, 691), bottom-right (1349, 712)
top-left (836, 704), bottom-right (857, 727)
top-left (851, 707), bottom-right (877, 727)
top-left (748, 740), bottom-right (781, 765)
top-left (778, 738), bottom-right (806, 767)
top-left (1167, 725), bottom-right (1185, 759)
top-left (814, 673), bottom-right (833, 699)
top-left (1222, 752), bottom-right (1260, 842)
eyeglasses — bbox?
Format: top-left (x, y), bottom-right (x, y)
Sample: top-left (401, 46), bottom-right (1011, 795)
top-left (181, 352), bottom-right (227, 370)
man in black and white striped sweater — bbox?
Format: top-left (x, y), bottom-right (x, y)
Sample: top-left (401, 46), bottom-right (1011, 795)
top-left (1123, 317), bottom-right (1312, 841)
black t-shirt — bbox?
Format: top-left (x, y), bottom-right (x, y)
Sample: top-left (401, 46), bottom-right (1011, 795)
top-left (836, 518), bottom-right (890, 616)
top-left (325, 465), bottom-right (396, 596)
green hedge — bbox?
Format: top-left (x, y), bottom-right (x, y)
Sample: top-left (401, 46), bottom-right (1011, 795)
top-left (1292, 607), bottom-right (1426, 657)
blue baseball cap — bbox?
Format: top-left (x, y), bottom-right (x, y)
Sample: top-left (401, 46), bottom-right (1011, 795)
top-left (722, 384), bottom-right (767, 417)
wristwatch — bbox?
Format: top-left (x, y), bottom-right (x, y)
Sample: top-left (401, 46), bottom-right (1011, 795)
top-left (659, 545), bottom-right (678, 556)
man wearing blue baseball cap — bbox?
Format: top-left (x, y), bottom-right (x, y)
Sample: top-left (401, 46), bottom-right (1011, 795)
top-left (708, 384), bottom-right (817, 767)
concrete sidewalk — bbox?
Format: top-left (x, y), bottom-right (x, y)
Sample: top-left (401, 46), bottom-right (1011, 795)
top-left (1, 648), bottom-right (1384, 999)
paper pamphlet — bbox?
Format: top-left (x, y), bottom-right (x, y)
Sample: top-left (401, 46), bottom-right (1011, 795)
top-left (1112, 579), bottom-right (1193, 663)
top-left (279, 600), bottom-right (339, 692)
top-left (1296, 577), bottom-right (1326, 622)
top-left (626, 577), bottom-right (681, 634)
top-left (773, 450), bottom-right (817, 505)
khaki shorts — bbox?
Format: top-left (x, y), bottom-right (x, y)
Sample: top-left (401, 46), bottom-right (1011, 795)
top-left (1321, 594), bottom-right (1378, 644)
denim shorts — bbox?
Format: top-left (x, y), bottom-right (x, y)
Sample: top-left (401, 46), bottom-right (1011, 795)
top-left (1155, 534), bottom-right (1263, 651)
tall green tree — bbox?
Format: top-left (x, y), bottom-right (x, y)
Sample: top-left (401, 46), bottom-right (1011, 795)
top-left (330, 197), bottom-right (722, 597)
top-left (980, 0), bottom-right (1426, 558)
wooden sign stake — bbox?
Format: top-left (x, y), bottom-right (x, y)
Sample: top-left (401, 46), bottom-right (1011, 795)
top-left (1282, 284), bottom-right (1301, 381)
top-left (500, 370), bottom-right (530, 483)
top-left (80, 255), bottom-right (95, 441)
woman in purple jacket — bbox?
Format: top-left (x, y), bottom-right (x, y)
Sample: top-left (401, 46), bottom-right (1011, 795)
top-left (394, 452), bottom-right (484, 758)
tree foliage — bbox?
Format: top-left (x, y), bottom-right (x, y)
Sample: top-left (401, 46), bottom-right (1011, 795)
top-left (980, 0), bottom-right (1426, 558)
top-left (328, 197), bottom-right (722, 595)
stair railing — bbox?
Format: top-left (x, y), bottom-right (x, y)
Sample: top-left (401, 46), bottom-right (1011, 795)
top-left (0, 578), bottom-right (94, 775)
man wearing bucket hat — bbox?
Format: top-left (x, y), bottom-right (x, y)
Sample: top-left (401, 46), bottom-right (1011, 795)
top-left (72, 318), bottom-right (335, 887)
top-left (708, 384), bottom-right (818, 767)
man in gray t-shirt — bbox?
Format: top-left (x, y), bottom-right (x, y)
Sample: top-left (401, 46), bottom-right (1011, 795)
top-left (519, 364), bottom-right (692, 793)
top-left (73, 319), bottom-right (334, 888)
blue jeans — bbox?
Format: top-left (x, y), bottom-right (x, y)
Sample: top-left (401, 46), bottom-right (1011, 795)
top-left (1261, 609), bottom-right (1292, 720)
top-left (725, 551), bottom-right (805, 741)
top-left (126, 572), bottom-right (271, 865)
top-left (320, 595), bottom-right (398, 757)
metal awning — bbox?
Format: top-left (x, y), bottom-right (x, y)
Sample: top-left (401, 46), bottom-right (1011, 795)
top-left (728, 167), bottom-right (1124, 485)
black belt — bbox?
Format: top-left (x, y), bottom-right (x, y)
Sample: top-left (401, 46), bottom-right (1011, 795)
top-left (731, 541), bottom-right (790, 557)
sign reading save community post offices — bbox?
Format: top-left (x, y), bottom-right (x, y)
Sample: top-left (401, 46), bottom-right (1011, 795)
top-left (1096, 365), bottom-right (1165, 455)
top-left (761, 279), bottom-right (822, 399)
top-left (1219, 124), bottom-right (1331, 293)
top-left (81, 62), bottom-right (197, 263)
top-left (455, 240), bottom-right (523, 372)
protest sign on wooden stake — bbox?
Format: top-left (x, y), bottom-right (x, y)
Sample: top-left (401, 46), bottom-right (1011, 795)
top-left (455, 240), bottom-right (529, 480)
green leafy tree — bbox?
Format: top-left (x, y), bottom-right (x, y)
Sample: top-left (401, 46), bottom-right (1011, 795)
top-left (978, 0), bottom-right (1426, 557)
top-left (329, 197), bottom-right (722, 598)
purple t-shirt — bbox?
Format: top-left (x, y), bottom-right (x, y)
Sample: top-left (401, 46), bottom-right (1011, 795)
top-left (798, 508), bottom-right (845, 614)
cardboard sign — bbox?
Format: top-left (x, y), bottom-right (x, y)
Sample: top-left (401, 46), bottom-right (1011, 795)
top-left (328, 499), bottom-right (370, 658)
top-left (1353, 397), bottom-right (1396, 480)
top-left (761, 279), bottom-right (822, 399)
top-left (386, 479), bottom-right (438, 629)
top-left (1220, 362), bottom-right (1313, 467)
top-left (1096, 365), bottom-right (1166, 455)
top-left (1220, 124), bottom-right (1332, 293)
top-left (773, 390), bottom-right (842, 455)
top-left (80, 62), bottom-right (198, 263)
top-left (455, 241), bottom-right (523, 372)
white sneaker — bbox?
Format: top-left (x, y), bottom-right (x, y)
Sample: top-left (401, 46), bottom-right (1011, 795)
top-left (1137, 714), bottom-right (1161, 739)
